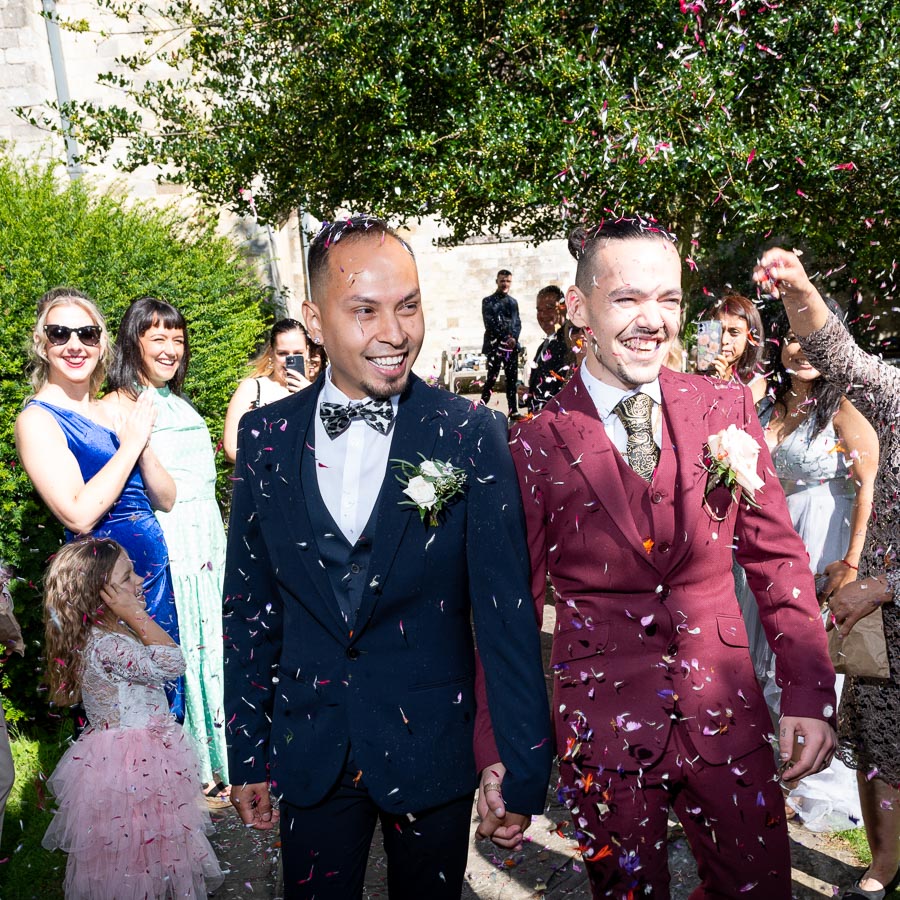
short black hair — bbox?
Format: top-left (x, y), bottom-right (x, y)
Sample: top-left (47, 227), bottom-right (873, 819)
top-left (497, 269), bottom-right (512, 278)
top-left (537, 285), bottom-right (564, 303)
top-left (107, 296), bottom-right (190, 398)
top-left (307, 215), bottom-right (413, 304)
top-left (568, 215), bottom-right (677, 294)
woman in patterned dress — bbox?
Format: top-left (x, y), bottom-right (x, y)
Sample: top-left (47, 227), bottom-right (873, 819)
top-left (104, 297), bottom-right (229, 800)
top-left (756, 249), bottom-right (899, 899)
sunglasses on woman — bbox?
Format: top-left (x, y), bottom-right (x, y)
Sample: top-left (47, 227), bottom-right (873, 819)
top-left (44, 324), bottom-right (103, 347)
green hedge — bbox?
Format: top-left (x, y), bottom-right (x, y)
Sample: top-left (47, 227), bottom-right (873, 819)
top-left (0, 156), bottom-right (271, 725)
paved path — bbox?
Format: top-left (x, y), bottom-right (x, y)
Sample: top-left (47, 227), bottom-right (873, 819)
top-left (208, 788), bottom-right (865, 898)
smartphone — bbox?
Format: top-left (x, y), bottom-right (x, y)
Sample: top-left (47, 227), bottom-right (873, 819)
top-left (695, 320), bottom-right (723, 373)
top-left (284, 354), bottom-right (306, 377)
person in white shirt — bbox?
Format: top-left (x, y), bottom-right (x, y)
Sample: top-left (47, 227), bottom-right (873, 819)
top-left (222, 215), bottom-right (551, 900)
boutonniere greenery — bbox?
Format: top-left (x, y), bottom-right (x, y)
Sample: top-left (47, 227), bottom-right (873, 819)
top-left (393, 455), bottom-right (467, 527)
top-left (704, 425), bottom-right (765, 510)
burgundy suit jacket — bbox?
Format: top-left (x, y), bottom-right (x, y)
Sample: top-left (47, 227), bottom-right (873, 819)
top-left (476, 366), bottom-right (835, 774)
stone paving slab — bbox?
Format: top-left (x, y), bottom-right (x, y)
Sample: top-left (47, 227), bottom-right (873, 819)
top-left (209, 796), bottom-right (865, 899)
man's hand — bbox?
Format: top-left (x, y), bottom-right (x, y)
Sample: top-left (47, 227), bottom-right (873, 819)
top-left (230, 781), bottom-right (279, 830)
top-left (779, 716), bottom-right (836, 783)
top-left (824, 575), bottom-right (891, 638)
top-left (502, 335), bottom-right (517, 350)
top-left (474, 763), bottom-right (530, 850)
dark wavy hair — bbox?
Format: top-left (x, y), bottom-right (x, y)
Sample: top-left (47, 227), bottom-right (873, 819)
top-left (713, 293), bottom-right (766, 384)
top-left (568, 214), bottom-right (677, 294)
top-left (107, 296), bottom-right (190, 398)
top-left (766, 296), bottom-right (845, 439)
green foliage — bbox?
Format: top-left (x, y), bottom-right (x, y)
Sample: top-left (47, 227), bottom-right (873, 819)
top-left (20, 0), bottom-right (900, 337)
top-left (0, 724), bottom-right (71, 898)
top-left (0, 155), bottom-right (269, 724)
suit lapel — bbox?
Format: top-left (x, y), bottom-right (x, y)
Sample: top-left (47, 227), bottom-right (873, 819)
top-left (351, 376), bottom-right (442, 638)
top-left (547, 372), bottom-right (658, 572)
top-left (268, 382), bottom-right (350, 642)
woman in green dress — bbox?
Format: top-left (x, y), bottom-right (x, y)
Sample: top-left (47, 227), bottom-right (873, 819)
top-left (104, 297), bottom-right (229, 802)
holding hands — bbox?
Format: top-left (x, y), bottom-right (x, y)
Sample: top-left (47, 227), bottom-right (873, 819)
top-left (825, 575), bottom-right (893, 639)
top-left (475, 762), bottom-right (531, 850)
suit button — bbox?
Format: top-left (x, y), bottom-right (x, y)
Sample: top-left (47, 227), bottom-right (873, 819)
top-left (659, 584), bottom-right (671, 599)
top-left (652, 491), bottom-right (664, 504)
top-left (667, 643), bottom-right (677, 656)
top-left (350, 563), bottom-right (361, 574)
top-left (347, 647), bottom-right (360, 660)
top-left (657, 541), bottom-right (671, 553)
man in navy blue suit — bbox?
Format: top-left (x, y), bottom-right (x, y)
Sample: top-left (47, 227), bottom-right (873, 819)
top-left (223, 216), bottom-right (552, 899)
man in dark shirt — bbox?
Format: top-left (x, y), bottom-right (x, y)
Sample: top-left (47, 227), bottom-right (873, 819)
top-left (480, 269), bottom-right (522, 417)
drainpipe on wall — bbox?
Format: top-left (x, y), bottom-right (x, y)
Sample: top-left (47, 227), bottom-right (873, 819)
top-left (42, 0), bottom-right (83, 179)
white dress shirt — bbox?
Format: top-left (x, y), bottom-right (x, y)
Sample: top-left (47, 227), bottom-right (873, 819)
top-left (313, 368), bottom-right (400, 545)
top-left (579, 363), bottom-right (663, 463)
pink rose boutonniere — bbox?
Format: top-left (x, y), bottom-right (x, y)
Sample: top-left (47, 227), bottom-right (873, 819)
top-left (705, 425), bottom-right (765, 510)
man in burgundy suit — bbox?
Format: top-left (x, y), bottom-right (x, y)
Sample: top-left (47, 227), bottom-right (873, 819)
top-left (478, 218), bottom-right (837, 896)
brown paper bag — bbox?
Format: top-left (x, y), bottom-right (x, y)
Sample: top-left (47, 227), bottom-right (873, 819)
top-left (828, 606), bottom-right (890, 679)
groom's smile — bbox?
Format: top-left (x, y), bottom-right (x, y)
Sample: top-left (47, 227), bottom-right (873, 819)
top-left (303, 232), bottom-right (425, 401)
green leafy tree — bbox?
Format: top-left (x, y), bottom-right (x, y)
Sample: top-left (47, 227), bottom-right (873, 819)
top-left (21, 0), bottom-right (900, 336)
top-left (0, 156), bottom-right (270, 724)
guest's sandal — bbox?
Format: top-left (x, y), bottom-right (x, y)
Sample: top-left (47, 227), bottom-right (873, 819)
top-left (203, 781), bottom-right (231, 809)
top-left (841, 871), bottom-right (900, 900)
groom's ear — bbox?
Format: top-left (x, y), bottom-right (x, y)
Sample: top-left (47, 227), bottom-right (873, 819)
top-left (566, 285), bottom-right (589, 330)
top-left (302, 299), bottom-right (323, 346)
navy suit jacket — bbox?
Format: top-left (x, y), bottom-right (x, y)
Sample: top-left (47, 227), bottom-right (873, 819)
top-left (223, 374), bottom-right (552, 813)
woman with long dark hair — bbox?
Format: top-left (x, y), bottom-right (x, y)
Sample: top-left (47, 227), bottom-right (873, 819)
top-left (708, 293), bottom-right (768, 404)
top-left (104, 296), bottom-right (229, 801)
top-left (755, 247), bottom-right (898, 898)
top-left (740, 298), bottom-right (878, 833)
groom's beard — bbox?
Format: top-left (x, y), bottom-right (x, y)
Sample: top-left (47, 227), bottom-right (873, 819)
top-left (591, 325), bottom-right (672, 388)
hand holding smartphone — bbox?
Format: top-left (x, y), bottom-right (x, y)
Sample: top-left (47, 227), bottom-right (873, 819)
top-left (695, 320), bottom-right (723, 373)
top-left (284, 354), bottom-right (306, 377)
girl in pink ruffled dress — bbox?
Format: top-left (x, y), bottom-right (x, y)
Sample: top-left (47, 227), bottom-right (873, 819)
top-left (41, 537), bottom-right (223, 899)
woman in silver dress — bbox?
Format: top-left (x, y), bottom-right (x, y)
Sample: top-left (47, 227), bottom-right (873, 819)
top-left (755, 249), bottom-right (900, 900)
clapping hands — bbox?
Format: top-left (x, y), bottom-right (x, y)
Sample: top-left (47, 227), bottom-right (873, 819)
top-left (115, 391), bottom-right (157, 454)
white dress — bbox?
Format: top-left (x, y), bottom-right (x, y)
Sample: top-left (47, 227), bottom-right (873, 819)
top-left (739, 403), bottom-right (862, 832)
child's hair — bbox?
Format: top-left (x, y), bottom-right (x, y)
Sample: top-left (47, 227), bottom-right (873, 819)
top-left (43, 538), bottom-right (124, 706)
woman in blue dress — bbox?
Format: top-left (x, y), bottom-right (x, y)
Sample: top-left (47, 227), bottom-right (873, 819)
top-left (14, 288), bottom-right (183, 718)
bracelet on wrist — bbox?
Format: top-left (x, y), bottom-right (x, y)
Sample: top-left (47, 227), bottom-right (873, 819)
top-left (840, 559), bottom-right (859, 571)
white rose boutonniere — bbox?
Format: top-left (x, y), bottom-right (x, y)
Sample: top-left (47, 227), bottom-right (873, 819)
top-left (705, 425), bottom-right (765, 506)
top-left (394, 455), bottom-right (467, 527)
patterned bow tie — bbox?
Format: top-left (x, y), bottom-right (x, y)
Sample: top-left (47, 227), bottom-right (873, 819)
top-left (319, 398), bottom-right (394, 439)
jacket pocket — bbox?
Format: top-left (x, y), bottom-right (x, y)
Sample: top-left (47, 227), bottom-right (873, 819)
top-left (716, 615), bottom-right (750, 648)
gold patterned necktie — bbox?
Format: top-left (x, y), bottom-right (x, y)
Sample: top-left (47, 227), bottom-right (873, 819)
top-left (613, 392), bottom-right (659, 481)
